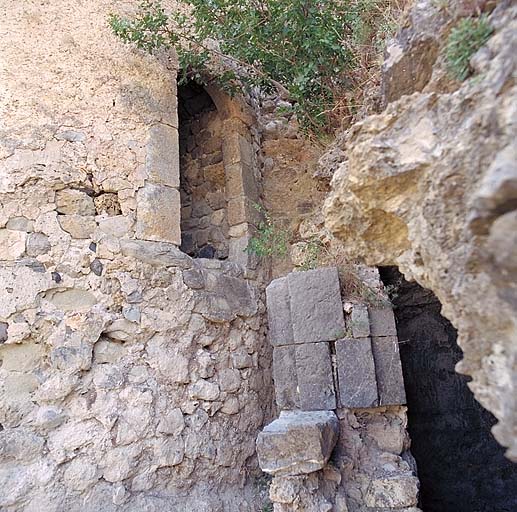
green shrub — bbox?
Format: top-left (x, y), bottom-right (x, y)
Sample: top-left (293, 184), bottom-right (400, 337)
top-left (109, 0), bottom-right (398, 132)
top-left (445, 15), bottom-right (493, 81)
top-left (245, 204), bottom-right (289, 259)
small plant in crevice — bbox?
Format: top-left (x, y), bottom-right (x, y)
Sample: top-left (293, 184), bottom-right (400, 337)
top-left (245, 204), bottom-right (289, 259)
top-left (445, 14), bottom-right (493, 81)
top-left (254, 473), bottom-right (273, 512)
top-left (297, 237), bottom-right (325, 271)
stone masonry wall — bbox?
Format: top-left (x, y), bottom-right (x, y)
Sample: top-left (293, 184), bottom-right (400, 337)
top-left (0, 2), bottom-right (273, 510)
top-left (259, 267), bottom-right (420, 511)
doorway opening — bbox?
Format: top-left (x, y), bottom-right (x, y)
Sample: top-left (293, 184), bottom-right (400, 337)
top-left (379, 267), bottom-right (517, 511)
top-left (178, 80), bottom-right (229, 259)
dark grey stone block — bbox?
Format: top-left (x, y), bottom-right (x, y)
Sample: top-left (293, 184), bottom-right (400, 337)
top-left (336, 337), bottom-right (378, 408)
top-left (256, 410), bottom-right (340, 476)
top-left (288, 267), bottom-right (346, 343)
top-left (273, 346), bottom-right (298, 409)
top-left (351, 304), bottom-right (370, 338)
top-left (266, 277), bottom-right (294, 346)
top-left (371, 336), bottom-right (406, 405)
top-left (295, 342), bottom-right (336, 410)
top-left (368, 307), bottom-right (397, 337)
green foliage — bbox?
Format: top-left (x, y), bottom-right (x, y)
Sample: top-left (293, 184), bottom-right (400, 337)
top-left (109, 0), bottom-right (393, 132)
top-left (245, 204), bottom-right (289, 258)
top-left (445, 15), bottom-right (493, 81)
top-left (297, 238), bottom-right (324, 270)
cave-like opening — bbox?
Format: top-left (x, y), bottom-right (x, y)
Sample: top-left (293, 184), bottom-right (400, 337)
top-left (379, 267), bottom-right (517, 512)
top-left (178, 80), bottom-right (229, 259)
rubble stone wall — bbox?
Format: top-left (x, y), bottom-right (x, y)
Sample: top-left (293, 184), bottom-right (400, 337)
top-left (0, 2), bottom-right (273, 510)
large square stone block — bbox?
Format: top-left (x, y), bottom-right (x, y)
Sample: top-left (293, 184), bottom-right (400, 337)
top-left (288, 267), bottom-right (345, 343)
top-left (368, 307), bottom-right (397, 337)
top-left (256, 410), bottom-right (339, 476)
top-left (136, 184), bottom-right (181, 245)
top-left (296, 342), bottom-right (336, 410)
top-left (145, 124), bottom-right (180, 188)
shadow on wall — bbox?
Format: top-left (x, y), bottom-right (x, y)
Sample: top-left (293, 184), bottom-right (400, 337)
top-left (178, 81), bottom-right (229, 259)
top-left (379, 267), bottom-right (517, 512)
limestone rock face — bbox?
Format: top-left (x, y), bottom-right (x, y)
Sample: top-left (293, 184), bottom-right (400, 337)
top-left (256, 410), bottom-right (339, 476)
top-left (324, 3), bottom-right (517, 459)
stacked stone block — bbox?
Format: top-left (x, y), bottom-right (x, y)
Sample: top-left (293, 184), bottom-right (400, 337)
top-left (136, 123), bottom-right (182, 245)
top-left (267, 267), bottom-right (344, 411)
top-left (265, 266), bottom-right (406, 411)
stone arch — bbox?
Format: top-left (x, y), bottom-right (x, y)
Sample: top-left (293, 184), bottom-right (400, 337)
top-left (176, 79), bottom-right (261, 265)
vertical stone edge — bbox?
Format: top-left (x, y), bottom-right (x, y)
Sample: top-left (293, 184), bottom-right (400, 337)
top-left (272, 345), bottom-right (298, 409)
top-left (371, 335), bottom-right (406, 406)
top-left (266, 277), bottom-right (294, 347)
top-left (295, 342), bottom-right (336, 410)
top-left (335, 337), bottom-right (378, 408)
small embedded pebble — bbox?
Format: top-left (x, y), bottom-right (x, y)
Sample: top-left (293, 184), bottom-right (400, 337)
top-left (90, 259), bottom-right (103, 276)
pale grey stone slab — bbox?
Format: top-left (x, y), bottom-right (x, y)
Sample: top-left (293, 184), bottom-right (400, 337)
top-left (256, 410), bottom-right (339, 476)
top-left (136, 184), bottom-right (181, 245)
top-left (273, 346), bottom-right (298, 409)
top-left (336, 337), bottom-right (378, 408)
top-left (368, 307), bottom-right (397, 337)
top-left (288, 267), bottom-right (345, 343)
top-left (351, 304), bottom-right (370, 338)
top-left (145, 123), bottom-right (180, 188)
top-left (266, 277), bottom-right (294, 346)
top-left (295, 342), bottom-right (336, 411)
top-left (371, 335), bottom-right (406, 405)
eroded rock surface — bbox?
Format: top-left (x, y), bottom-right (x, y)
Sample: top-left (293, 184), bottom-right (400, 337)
top-left (324, 2), bottom-right (517, 459)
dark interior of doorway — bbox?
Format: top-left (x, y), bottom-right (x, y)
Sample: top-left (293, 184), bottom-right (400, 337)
top-left (379, 266), bottom-right (517, 512)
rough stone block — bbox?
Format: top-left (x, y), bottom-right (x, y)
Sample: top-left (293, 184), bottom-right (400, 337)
top-left (0, 229), bottom-right (27, 260)
top-left (351, 304), bottom-right (370, 338)
top-left (224, 162), bottom-right (259, 201)
top-left (120, 239), bottom-right (192, 268)
top-left (145, 123), bottom-right (180, 188)
top-left (228, 233), bottom-right (258, 269)
top-left (273, 346), bottom-right (298, 409)
top-left (335, 338), bottom-right (378, 408)
top-left (368, 307), bottom-right (397, 337)
top-left (266, 277), bottom-right (294, 347)
top-left (227, 196), bottom-right (263, 227)
top-left (364, 475), bottom-right (419, 508)
top-left (288, 267), bottom-right (345, 343)
top-left (371, 336), bottom-right (406, 405)
top-left (136, 184), bottom-right (181, 245)
top-left (222, 132), bottom-right (253, 167)
top-left (296, 342), bottom-right (336, 410)
top-left (256, 410), bottom-right (339, 476)
top-left (55, 189), bottom-right (95, 216)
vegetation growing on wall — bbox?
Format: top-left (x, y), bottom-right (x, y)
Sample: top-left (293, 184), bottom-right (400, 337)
top-left (445, 14), bottom-right (493, 81)
top-left (109, 0), bottom-right (402, 132)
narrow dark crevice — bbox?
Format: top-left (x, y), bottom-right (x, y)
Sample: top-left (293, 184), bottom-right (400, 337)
top-left (379, 266), bottom-right (517, 512)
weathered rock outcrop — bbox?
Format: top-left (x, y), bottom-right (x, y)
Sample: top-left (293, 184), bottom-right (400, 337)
top-left (324, 1), bottom-right (517, 459)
